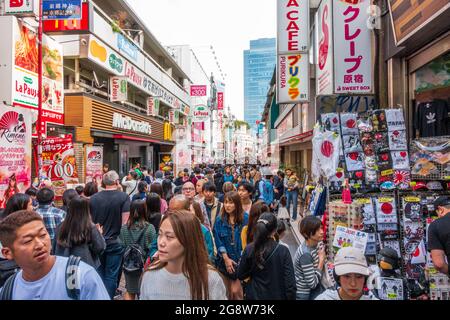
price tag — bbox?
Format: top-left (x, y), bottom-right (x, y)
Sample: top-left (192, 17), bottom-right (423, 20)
top-left (381, 169), bottom-right (394, 176)
top-left (379, 197), bottom-right (393, 203)
top-left (357, 198), bottom-right (371, 204)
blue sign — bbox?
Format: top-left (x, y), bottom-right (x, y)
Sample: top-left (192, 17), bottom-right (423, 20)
top-left (42, 0), bottom-right (82, 20)
top-left (117, 34), bottom-right (138, 62)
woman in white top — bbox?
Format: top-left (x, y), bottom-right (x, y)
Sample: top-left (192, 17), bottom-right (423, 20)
top-left (140, 210), bottom-right (227, 300)
top-left (121, 171), bottom-right (139, 199)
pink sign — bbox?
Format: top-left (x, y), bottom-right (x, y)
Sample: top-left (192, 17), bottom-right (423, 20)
top-left (190, 85), bottom-right (207, 97)
top-left (217, 92), bottom-right (224, 110)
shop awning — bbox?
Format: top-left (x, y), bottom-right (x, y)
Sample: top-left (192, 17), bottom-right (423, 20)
top-left (112, 134), bottom-right (175, 146)
top-left (279, 130), bottom-right (313, 147)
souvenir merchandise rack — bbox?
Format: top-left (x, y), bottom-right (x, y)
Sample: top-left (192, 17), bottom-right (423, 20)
top-left (314, 108), bottom-right (450, 299)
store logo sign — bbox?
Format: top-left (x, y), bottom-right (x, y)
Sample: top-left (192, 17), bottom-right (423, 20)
top-left (112, 113), bottom-right (151, 135)
top-left (109, 54), bottom-right (123, 73)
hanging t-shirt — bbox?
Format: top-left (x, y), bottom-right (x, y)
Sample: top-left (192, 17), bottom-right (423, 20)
top-left (343, 134), bottom-right (362, 152)
top-left (340, 113), bottom-right (359, 135)
top-left (376, 197), bottom-right (398, 224)
top-left (388, 130), bottom-right (407, 151)
top-left (385, 109), bottom-right (406, 131)
top-left (415, 100), bottom-right (449, 137)
top-left (391, 151), bottom-right (410, 170)
top-left (321, 113), bottom-right (340, 132)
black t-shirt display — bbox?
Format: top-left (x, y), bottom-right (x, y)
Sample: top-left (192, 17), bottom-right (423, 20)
top-left (89, 190), bottom-right (131, 242)
top-left (427, 213), bottom-right (450, 274)
top-left (415, 99), bottom-right (449, 137)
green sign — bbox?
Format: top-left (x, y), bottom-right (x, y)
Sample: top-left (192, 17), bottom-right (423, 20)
top-left (109, 54), bottom-right (123, 73)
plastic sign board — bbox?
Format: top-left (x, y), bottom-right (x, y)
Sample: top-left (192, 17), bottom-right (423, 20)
top-left (277, 53), bottom-right (309, 103)
top-left (333, 0), bottom-right (373, 94)
top-left (315, 0), bottom-right (334, 95)
top-left (190, 85), bottom-right (207, 97)
top-left (110, 76), bottom-right (127, 102)
top-left (42, 0), bottom-right (82, 20)
top-left (192, 105), bottom-right (210, 122)
top-left (4, 0), bottom-right (38, 16)
top-left (277, 0), bottom-right (309, 53)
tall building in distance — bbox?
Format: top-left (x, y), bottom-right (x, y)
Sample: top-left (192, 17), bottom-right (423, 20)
top-left (244, 38), bottom-right (276, 131)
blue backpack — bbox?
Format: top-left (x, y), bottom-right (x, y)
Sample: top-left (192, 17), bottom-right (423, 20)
top-left (262, 180), bottom-right (274, 205)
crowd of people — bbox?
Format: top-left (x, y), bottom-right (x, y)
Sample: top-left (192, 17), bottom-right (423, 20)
top-left (0, 163), bottom-right (448, 301)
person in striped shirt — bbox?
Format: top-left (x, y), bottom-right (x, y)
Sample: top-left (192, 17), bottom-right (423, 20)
top-left (294, 215), bottom-right (326, 300)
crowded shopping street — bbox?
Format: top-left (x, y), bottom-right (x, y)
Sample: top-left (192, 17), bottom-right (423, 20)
top-left (0, 0), bottom-right (449, 309)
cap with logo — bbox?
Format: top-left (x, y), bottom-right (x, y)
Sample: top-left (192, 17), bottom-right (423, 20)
top-left (334, 247), bottom-right (370, 276)
top-left (426, 181), bottom-right (443, 191)
top-left (412, 181), bottom-right (427, 191)
top-left (434, 196), bottom-right (450, 208)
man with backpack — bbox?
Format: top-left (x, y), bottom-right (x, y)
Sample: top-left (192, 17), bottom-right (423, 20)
top-left (0, 210), bottom-right (109, 300)
top-left (259, 169), bottom-right (274, 209)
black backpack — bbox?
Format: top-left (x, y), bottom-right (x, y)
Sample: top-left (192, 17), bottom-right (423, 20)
top-left (122, 228), bottom-right (146, 274)
top-left (0, 258), bottom-right (20, 288)
top-left (0, 255), bottom-right (81, 300)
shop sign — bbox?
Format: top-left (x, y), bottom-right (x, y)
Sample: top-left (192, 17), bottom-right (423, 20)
top-left (333, 0), bottom-right (373, 94)
top-left (109, 76), bottom-right (128, 102)
top-left (388, 0), bottom-right (450, 45)
top-left (277, 0), bottom-right (309, 53)
top-left (88, 37), bottom-right (125, 75)
top-left (4, 0), bottom-right (38, 16)
top-left (315, 0), bottom-right (334, 95)
top-left (0, 17), bottom-right (64, 134)
top-left (124, 61), bottom-right (182, 110)
top-left (112, 112), bottom-right (152, 135)
top-left (169, 110), bottom-right (175, 124)
top-left (0, 106), bottom-right (32, 209)
top-left (190, 85), bottom-right (207, 97)
top-left (217, 92), bottom-right (224, 110)
top-left (85, 145), bottom-right (103, 187)
top-left (117, 33), bottom-right (138, 62)
top-left (43, 2), bottom-right (90, 32)
top-left (277, 53), bottom-right (309, 103)
top-left (40, 135), bottom-right (79, 200)
top-left (192, 105), bottom-right (210, 122)
top-left (42, 0), bottom-right (82, 20)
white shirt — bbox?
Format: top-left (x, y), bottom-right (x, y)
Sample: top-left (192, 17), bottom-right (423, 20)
top-left (140, 267), bottom-right (227, 300)
top-left (1, 256), bottom-right (110, 300)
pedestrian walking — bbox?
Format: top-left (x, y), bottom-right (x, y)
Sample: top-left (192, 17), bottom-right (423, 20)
top-left (427, 196), bottom-right (450, 275)
top-left (237, 212), bottom-right (296, 300)
top-left (35, 188), bottom-right (66, 241)
top-left (119, 199), bottom-right (156, 300)
top-left (150, 183), bottom-right (168, 214)
top-left (238, 181), bottom-right (254, 214)
top-left (191, 201), bottom-right (215, 262)
top-left (2, 193), bottom-right (33, 219)
top-left (122, 171), bottom-right (139, 200)
top-left (89, 171), bottom-right (130, 299)
top-left (132, 181), bottom-right (148, 201)
top-left (213, 191), bottom-right (248, 300)
top-left (140, 211), bottom-right (227, 300)
top-left (241, 201), bottom-right (270, 249)
top-left (145, 192), bottom-right (162, 234)
top-left (53, 197), bottom-right (106, 269)
top-left (83, 182), bottom-right (99, 198)
top-left (0, 210), bottom-right (109, 300)
top-left (284, 169), bottom-right (300, 222)
top-left (202, 182), bottom-right (222, 228)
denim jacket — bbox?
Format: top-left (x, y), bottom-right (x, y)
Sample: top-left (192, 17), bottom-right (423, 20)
top-left (213, 212), bottom-right (249, 262)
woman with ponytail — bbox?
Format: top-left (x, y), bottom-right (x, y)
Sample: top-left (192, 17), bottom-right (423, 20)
top-left (237, 212), bottom-right (296, 300)
top-left (119, 199), bottom-right (156, 300)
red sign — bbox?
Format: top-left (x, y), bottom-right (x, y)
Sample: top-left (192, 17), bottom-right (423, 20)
top-left (190, 85), bottom-right (207, 97)
top-left (217, 92), bottom-right (224, 110)
top-left (39, 135), bottom-right (79, 200)
top-left (43, 2), bottom-right (90, 32)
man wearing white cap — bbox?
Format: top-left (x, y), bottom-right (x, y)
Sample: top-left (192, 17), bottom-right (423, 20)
top-left (315, 247), bottom-right (378, 300)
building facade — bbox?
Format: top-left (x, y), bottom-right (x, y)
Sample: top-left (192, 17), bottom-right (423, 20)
top-left (244, 38), bottom-right (276, 131)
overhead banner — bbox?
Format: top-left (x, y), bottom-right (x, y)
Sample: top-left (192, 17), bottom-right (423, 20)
top-left (190, 85), bottom-right (207, 97)
top-left (277, 0), bottom-right (309, 53)
top-left (110, 76), bottom-right (128, 102)
top-left (0, 106), bottom-right (32, 209)
top-left (333, 0), bottom-right (373, 94)
top-left (85, 145), bottom-right (103, 187)
top-left (316, 0), bottom-right (334, 95)
top-left (277, 53), bottom-right (309, 103)
top-left (40, 135), bottom-right (79, 200)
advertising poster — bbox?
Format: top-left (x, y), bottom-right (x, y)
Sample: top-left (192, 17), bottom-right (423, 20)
top-left (40, 135), bottom-right (79, 200)
top-left (277, 53), bottom-right (309, 103)
top-left (159, 153), bottom-right (173, 173)
top-left (333, 226), bottom-right (368, 252)
top-left (277, 0), bottom-right (309, 53)
top-left (0, 106), bottom-right (32, 208)
top-left (110, 76), bottom-right (128, 102)
top-left (85, 145), bottom-right (103, 187)
top-left (315, 0), bottom-right (334, 95)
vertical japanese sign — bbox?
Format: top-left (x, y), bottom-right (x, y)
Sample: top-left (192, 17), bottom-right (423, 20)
top-left (277, 0), bottom-right (309, 103)
top-left (316, 0), bottom-right (334, 95)
top-left (40, 135), bottom-right (79, 200)
top-left (217, 92), bottom-right (224, 110)
top-left (110, 76), bottom-right (128, 102)
top-left (277, 53), bottom-right (309, 102)
top-left (147, 97), bottom-right (160, 116)
top-left (0, 106), bottom-right (32, 208)
top-left (277, 0), bottom-right (309, 53)
top-left (333, 0), bottom-right (373, 94)
top-left (85, 145), bottom-right (103, 188)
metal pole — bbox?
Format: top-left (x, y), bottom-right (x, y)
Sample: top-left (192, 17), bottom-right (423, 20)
top-left (36, 0), bottom-right (43, 177)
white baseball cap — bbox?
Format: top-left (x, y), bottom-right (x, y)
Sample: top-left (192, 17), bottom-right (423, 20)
top-left (334, 247), bottom-right (369, 276)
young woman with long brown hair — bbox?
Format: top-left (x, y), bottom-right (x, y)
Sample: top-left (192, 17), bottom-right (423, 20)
top-left (140, 210), bottom-right (227, 300)
top-left (213, 191), bottom-right (249, 300)
top-left (240, 200), bottom-right (270, 249)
